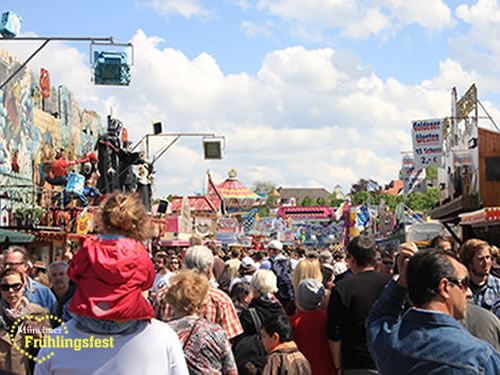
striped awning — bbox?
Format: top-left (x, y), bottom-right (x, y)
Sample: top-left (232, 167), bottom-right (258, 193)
top-left (0, 229), bottom-right (35, 244)
top-left (277, 206), bottom-right (334, 219)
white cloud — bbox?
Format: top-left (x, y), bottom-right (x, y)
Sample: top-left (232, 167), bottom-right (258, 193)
top-left (342, 8), bottom-right (392, 40)
top-left (10, 29), bottom-right (500, 196)
top-left (258, 46), bottom-right (344, 92)
top-left (455, 0), bottom-right (500, 55)
top-left (256, 0), bottom-right (453, 40)
top-left (456, 0), bottom-right (500, 25)
top-left (236, 0), bottom-right (252, 10)
top-left (142, 0), bottom-right (210, 19)
top-left (378, 0), bottom-right (453, 30)
top-left (241, 20), bottom-right (273, 37)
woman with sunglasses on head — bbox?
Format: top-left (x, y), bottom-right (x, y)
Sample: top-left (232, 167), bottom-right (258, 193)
top-left (0, 268), bottom-right (50, 375)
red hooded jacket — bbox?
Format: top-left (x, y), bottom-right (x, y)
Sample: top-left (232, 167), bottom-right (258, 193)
top-left (68, 236), bottom-right (155, 321)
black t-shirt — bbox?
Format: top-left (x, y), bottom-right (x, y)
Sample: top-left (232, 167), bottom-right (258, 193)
top-left (327, 270), bottom-right (391, 369)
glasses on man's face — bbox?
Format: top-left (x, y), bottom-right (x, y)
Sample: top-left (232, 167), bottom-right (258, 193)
top-left (0, 282), bottom-right (23, 292)
top-left (3, 262), bottom-right (24, 269)
top-left (382, 260), bottom-right (394, 266)
top-left (448, 276), bottom-right (470, 291)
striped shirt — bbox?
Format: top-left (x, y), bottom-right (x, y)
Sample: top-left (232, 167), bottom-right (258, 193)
top-left (154, 285), bottom-right (243, 339)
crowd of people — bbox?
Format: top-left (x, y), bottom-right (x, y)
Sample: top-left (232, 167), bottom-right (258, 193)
top-left (0, 191), bottom-right (499, 374)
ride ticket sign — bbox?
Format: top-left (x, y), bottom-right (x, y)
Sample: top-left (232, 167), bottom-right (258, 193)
top-left (411, 118), bottom-right (444, 170)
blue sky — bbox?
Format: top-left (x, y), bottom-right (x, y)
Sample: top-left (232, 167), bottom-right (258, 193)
top-left (2, 0), bottom-right (500, 197)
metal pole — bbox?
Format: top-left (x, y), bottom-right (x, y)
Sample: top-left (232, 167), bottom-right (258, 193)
top-left (149, 133), bottom-right (215, 137)
top-left (0, 36), bottom-right (117, 90)
top-left (477, 100), bottom-right (500, 132)
top-left (152, 136), bottom-right (181, 164)
top-left (0, 39), bottom-right (49, 90)
top-left (442, 221), bottom-right (462, 246)
top-left (0, 37), bottom-right (113, 42)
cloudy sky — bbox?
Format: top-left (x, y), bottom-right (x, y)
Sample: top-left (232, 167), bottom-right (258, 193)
top-left (2, 0), bottom-right (500, 197)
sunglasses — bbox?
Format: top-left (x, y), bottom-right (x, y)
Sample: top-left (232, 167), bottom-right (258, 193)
top-left (382, 260), bottom-right (394, 266)
top-left (0, 283), bottom-right (23, 292)
top-left (3, 262), bottom-right (25, 268)
top-left (448, 276), bottom-right (469, 291)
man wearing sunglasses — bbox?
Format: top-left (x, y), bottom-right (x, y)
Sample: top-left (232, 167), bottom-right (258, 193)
top-left (367, 248), bottom-right (500, 374)
top-left (2, 246), bottom-right (57, 315)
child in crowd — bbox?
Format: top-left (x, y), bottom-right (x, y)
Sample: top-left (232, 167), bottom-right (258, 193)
top-left (289, 279), bottom-right (335, 375)
top-left (260, 313), bottom-right (311, 375)
top-left (67, 192), bottom-right (156, 331)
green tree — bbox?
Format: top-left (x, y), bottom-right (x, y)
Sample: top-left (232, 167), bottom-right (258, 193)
top-left (301, 196), bottom-right (315, 206)
top-left (351, 191), bottom-right (370, 205)
top-left (404, 187), bottom-right (439, 213)
top-left (426, 167), bottom-right (437, 181)
top-left (316, 197), bottom-right (327, 205)
top-left (328, 195), bottom-right (344, 208)
top-left (252, 181), bottom-right (276, 195)
top-left (258, 206), bottom-right (270, 217)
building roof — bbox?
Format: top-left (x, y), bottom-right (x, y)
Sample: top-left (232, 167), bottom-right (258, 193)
top-left (279, 187), bottom-right (331, 203)
top-left (380, 180), bottom-right (404, 196)
top-left (170, 196), bottom-right (218, 213)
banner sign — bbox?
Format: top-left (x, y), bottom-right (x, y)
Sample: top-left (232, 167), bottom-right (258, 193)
top-left (217, 217), bottom-right (238, 232)
top-left (411, 118), bottom-right (444, 169)
top-left (402, 154), bottom-right (427, 194)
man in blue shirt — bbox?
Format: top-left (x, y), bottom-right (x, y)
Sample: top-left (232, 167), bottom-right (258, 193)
top-left (2, 246), bottom-right (57, 314)
top-left (367, 247), bottom-right (500, 374)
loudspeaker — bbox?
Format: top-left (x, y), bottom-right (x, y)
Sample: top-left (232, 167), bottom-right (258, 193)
top-left (203, 139), bottom-right (223, 160)
top-left (158, 200), bottom-right (168, 214)
top-left (153, 122), bottom-right (162, 135)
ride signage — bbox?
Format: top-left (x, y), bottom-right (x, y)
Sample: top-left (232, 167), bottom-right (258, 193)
top-left (411, 118), bottom-right (444, 169)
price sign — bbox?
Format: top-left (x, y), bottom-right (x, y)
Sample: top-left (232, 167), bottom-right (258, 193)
top-left (411, 119), bottom-right (444, 169)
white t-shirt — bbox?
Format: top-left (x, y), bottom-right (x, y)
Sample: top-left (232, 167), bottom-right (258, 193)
top-left (150, 272), bottom-right (172, 292)
top-left (34, 319), bottom-right (189, 375)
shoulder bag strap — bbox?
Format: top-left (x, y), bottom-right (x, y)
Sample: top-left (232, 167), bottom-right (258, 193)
top-left (182, 317), bottom-right (201, 350)
top-left (249, 307), bottom-right (262, 335)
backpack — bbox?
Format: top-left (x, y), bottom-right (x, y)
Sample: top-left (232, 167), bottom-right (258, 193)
top-left (233, 308), bottom-right (267, 374)
top-left (271, 257), bottom-right (294, 303)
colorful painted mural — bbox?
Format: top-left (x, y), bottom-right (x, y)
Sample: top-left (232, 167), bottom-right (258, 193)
top-left (0, 48), bottom-right (34, 184)
top-left (0, 47), bottom-right (103, 189)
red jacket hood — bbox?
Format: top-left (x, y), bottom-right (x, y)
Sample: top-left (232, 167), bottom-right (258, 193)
top-left (68, 236), bottom-right (155, 321)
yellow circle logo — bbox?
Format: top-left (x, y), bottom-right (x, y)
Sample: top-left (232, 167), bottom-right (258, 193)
top-left (10, 314), bottom-right (68, 364)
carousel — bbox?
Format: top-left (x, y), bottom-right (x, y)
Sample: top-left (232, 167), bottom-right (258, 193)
top-left (217, 169), bottom-right (265, 214)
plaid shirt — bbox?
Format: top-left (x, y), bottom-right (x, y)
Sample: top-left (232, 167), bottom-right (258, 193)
top-left (154, 285), bottom-right (243, 339)
top-left (470, 274), bottom-right (500, 311)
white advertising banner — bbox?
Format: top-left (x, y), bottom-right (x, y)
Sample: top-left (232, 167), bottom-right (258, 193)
top-left (402, 154), bottom-right (427, 194)
top-left (411, 118), bottom-right (444, 170)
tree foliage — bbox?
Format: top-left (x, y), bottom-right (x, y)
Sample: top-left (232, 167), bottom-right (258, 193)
top-left (252, 181), bottom-right (276, 195)
top-left (329, 196), bottom-right (344, 208)
top-left (348, 187), bottom-right (439, 213)
top-left (426, 167), bottom-right (437, 181)
top-left (301, 196), bottom-right (315, 206)
top-left (350, 178), bottom-right (381, 194)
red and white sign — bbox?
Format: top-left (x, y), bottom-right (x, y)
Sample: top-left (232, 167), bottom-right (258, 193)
top-left (411, 118), bottom-right (444, 169)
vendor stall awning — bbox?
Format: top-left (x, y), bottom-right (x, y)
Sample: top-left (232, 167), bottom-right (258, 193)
top-left (0, 229), bottom-right (35, 244)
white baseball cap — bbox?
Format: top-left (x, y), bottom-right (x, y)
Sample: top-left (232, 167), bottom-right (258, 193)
top-left (267, 240), bottom-right (283, 251)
